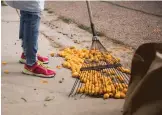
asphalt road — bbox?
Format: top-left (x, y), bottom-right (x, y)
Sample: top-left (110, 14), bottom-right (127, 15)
top-left (46, 1), bottom-right (162, 48)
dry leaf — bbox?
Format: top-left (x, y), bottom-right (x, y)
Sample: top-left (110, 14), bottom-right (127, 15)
top-left (44, 96), bottom-right (54, 101)
top-left (74, 40), bottom-right (77, 43)
top-left (21, 97), bottom-right (27, 102)
top-left (44, 103), bottom-right (47, 107)
top-left (40, 80), bottom-right (48, 84)
top-left (59, 80), bottom-right (63, 83)
top-left (74, 40), bottom-right (80, 44)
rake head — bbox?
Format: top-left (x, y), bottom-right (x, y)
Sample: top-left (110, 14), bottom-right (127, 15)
top-left (91, 36), bottom-right (107, 52)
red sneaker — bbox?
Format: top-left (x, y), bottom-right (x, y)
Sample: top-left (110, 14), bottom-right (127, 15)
top-left (19, 53), bottom-right (49, 64)
top-left (23, 62), bottom-right (56, 78)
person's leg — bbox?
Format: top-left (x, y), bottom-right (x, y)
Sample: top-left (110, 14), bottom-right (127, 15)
top-left (19, 10), bottom-right (26, 55)
top-left (21, 11), bottom-right (55, 77)
top-left (19, 10), bottom-right (49, 64)
top-left (22, 11), bottom-right (39, 66)
top-left (19, 11), bottom-right (23, 40)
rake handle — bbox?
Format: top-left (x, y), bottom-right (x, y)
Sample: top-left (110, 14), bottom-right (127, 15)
top-left (86, 1), bottom-right (97, 37)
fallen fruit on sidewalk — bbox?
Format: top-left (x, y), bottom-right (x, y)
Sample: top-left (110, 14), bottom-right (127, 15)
top-left (120, 92), bottom-right (126, 98)
top-left (76, 70), bottom-right (128, 99)
top-left (59, 47), bottom-right (130, 74)
top-left (58, 47), bottom-right (130, 99)
top-left (56, 65), bottom-right (62, 69)
top-left (4, 70), bottom-right (9, 74)
top-left (109, 93), bottom-right (113, 97)
top-left (2, 61), bottom-right (7, 65)
top-left (115, 92), bottom-right (121, 99)
top-left (72, 72), bottom-right (79, 78)
top-left (103, 93), bottom-right (109, 99)
top-left (123, 88), bottom-right (127, 94)
top-left (50, 52), bottom-right (55, 57)
top-left (62, 61), bottom-right (70, 68)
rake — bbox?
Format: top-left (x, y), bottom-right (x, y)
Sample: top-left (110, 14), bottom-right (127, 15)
top-left (86, 1), bottom-right (107, 52)
top-left (79, 1), bottom-right (122, 71)
top-left (68, 1), bottom-right (130, 98)
top-left (80, 1), bottom-right (132, 73)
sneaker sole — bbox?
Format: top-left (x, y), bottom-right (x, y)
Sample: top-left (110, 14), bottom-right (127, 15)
top-left (41, 61), bottom-right (49, 64)
top-left (19, 59), bottom-right (26, 64)
top-left (19, 59), bottom-right (49, 64)
top-left (22, 68), bottom-right (55, 78)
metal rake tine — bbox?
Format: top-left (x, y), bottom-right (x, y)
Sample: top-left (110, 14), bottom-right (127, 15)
top-left (75, 71), bottom-right (85, 96)
top-left (104, 68), bottom-right (123, 83)
top-left (95, 41), bottom-right (98, 50)
top-left (68, 79), bottom-right (79, 97)
top-left (80, 93), bottom-right (85, 97)
top-left (118, 66), bottom-right (131, 79)
top-left (94, 40), bottom-right (99, 50)
top-left (91, 40), bottom-right (96, 50)
top-left (94, 40), bottom-right (107, 52)
top-left (74, 80), bottom-right (82, 96)
top-left (78, 70), bottom-right (87, 97)
top-left (106, 60), bottom-right (129, 84)
top-left (69, 79), bottom-right (78, 97)
top-left (80, 70), bottom-right (90, 98)
top-left (111, 55), bottom-right (130, 76)
top-left (115, 67), bottom-right (130, 83)
top-left (101, 69), bottom-right (115, 86)
top-left (111, 75), bottom-right (118, 87)
top-left (103, 71), bottom-right (108, 90)
top-left (110, 68), bottom-right (129, 85)
top-left (69, 61), bottom-right (87, 97)
top-left (112, 74), bottom-right (125, 91)
top-left (94, 40), bottom-right (98, 50)
top-left (118, 69), bottom-right (130, 84)
top-left (95, 41), bottom-right (100, 51)
top-left (106, 73), bottom-right (118, 89)
top-left (89, 70), bottom-right (94, 97)
top-left (110, 67), bottom-right (128, 84)
top-left (97, 41), bottom-right (107, 52)
top-left (111, 69), bottom-right (125, 88)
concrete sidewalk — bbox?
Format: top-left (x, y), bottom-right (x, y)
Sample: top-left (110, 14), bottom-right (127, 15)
top-left (2, 6), bottom-right (124, 115)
